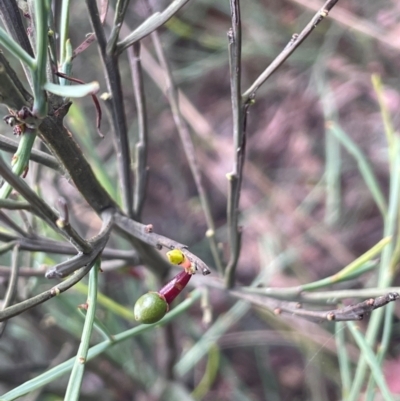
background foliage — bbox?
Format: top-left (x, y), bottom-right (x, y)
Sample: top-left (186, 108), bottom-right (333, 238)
top-left (1, 0), bottom-right (400, 400)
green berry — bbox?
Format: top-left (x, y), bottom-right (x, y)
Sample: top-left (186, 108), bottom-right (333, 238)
top-left (134, 292), bottom-right (168, 324)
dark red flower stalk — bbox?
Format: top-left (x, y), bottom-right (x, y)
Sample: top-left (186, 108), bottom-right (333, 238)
top-left (159, 270), bottom-right (192, 305)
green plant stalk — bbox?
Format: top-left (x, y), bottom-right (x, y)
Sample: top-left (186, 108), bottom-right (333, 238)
top-left (346, 322), bottom-right (394, 401)
top-left (175, 300), bottom-right (250, 377)
top-left (0, 241), bottom-right (18, 255)
top-left (348, 139), bottom-right (400, 400)
top-left (60, 39), bottom-right (73, 87)
top-left (46, 11), bottom-right (58, 84)
top-left (0, 289), bottom-right (202, 401)
top-left (329, 122), bottom-right (387, 217)
top-left (365, 301), bottom-right (396, 401)
top-left (335, 322), bottom-right (351, 399)
top-left (254, 346), bottom-right (281, 401)
top-left (371, 75), bottom-right (395, 153)
top-left (77, 305), bottom-right (114, 342)
top-left (116, 0), bottom-right (191, 53)
top-left (32, 0), bottom-right (49, 118)
top-left (64, 261), bottom-right (99, 401)
top-left (246, 241), bottom-right (386, 299)
top-left (191, 344), bottom-right (220, 400)
top-left (73, 281), bottom-right (135, 321)
top-left (59, 0), bottom-right (71, 65)
top-left (0, 27), bottom-right (36, 69)
top-left (301, 236), bottom-right (391, 291)
top-left (0, 129), bottom-right (37, 199)
top-left (0, 245), bottom-right (20, 336)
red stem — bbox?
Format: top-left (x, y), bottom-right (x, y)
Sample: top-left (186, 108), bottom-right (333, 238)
top-left (159, 270), bottom-right (192, 305)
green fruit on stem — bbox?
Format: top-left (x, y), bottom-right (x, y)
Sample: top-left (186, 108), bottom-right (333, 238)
top-left (134, 292), bottom-right (168, 324)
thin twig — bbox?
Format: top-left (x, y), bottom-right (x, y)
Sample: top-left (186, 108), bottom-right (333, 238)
top-left (224, 0), bottom-right (245, 288)
top-left (0, 261), bottom-right (93, 322)
top-left (0, 265), bottom-right (46, 277)
top-left (0, 154), bottom-right (91, 254)
top-left (72, 0), bottom-right (109, 59)
top-left (116, 0), bottom-right (191, 54)
top-left (114, 212), bottom-right (211, 275)
top-left (0, 210), bottom-right (30, 237)
top-left (0, 244), bottom-right (20, 336)
top-left (85, 0), bottom-right (133, 217)
top-left (0, 260), bottom-right (133, 277)
top-left (45, 208), bottom-right (113, 278)
top-left (236, 291), bottom-right (400, 323)
top-left (106, 0), bottom-right (130, 53)
top-left (242, 0), bottom-right (340, 103)
top-left (239, 285), bottom-right (400, 304)
top-left (288, 0), bottom-right (400, 52)
top-left (0, 230), bottom-right (140, 263)
top-left (0, 0), bottom-right (34, 89)
top-left (128, 42), bottom-right (149, 220)
top-left (194, 274), bottom-right (399, 322)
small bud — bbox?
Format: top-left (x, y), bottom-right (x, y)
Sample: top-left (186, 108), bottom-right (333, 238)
top-left (167, 249), bottom-right (185, 265)
top-left (166, 249), bottom-right (194, 272)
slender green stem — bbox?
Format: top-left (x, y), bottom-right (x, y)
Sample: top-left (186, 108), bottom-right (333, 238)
top-left (116, 0), bottom-right (191, 54)
top-left (59, 0), bottom-right (71, 65)
top-left (347, 139), bottom-right (400, 400)
top-left (175, 300), bottom-right (250, 377)
top-left (301, 236), bottom-right (391, 291)
top-left (0, 129), bottom-right (37, 199)
top-left (335, 322), bottom-right (351, 399)
top-left (329, 122), bottom-right (387, 217)
top-left (107, 0), bottom-right (130, 53)
top-left (0, 134), bottom-right (62, 173)
top-left (347, 322), bottom-right (395, 401)
top-left (64, 261), bottom-right (99, 401)
top-left (365, 302), bottom-right (396, 401)
top-left (0, 27), bottom-right (36, 70)
top-left (0, 245), bottom-right (20, 337)
top-left (371, 75), bottom-right (395, 152)
top-left (191, 344), bottom-right (220, 400)
top-left (60, 39), bottom-right (73, 86)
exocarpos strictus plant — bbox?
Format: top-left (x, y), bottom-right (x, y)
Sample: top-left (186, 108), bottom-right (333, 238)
top-left (0, 0), bottom-right (400, 400)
